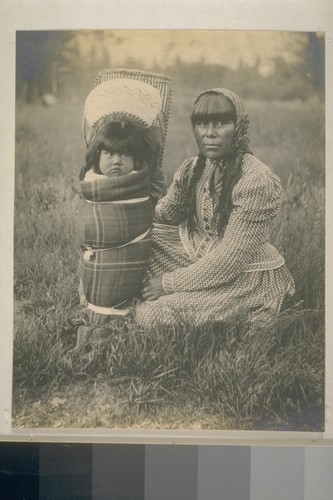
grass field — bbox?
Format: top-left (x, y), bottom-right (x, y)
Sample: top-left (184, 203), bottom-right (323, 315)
top-left (12, 87), bottom-right (325, 430)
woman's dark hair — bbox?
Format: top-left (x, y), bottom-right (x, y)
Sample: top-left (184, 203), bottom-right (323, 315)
top-left (86, 121), bottom-right (146, 174)
top-left (190, 92), bottom-right (236, 126)
top-left (185, 153), bottom-right (244, 235)
top-left (185, 92), bottom-right (245, 235)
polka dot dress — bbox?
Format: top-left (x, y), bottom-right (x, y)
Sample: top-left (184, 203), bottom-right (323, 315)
top-left (135, 155), bottom-right (295, 328)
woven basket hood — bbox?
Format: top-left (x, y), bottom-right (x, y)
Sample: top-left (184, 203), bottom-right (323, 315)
top-left (83, 78), bottom-right (162, 145)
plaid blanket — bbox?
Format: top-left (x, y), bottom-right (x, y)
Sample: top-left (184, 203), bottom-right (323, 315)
top-left (78, 167), bottom-right (152, 248)
top-left (80, 166), bottom-right (151, 202)
top-left (80, 238), bottom-right (152, 307)
top-left (78, 167), bottom-right (153, 308)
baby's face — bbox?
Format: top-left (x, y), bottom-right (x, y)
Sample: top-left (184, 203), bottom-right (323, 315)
top-left (99, 150), bottom-right (135, 177)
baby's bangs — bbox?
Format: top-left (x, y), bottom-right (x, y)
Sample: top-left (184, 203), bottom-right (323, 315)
top-left (101, 135), bottom-right (133, 154)
top-left (191, 93), bottom-right (236, 123)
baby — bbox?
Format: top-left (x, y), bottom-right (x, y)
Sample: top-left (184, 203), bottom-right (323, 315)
top-left (81, 120), bottom-right (146, 180)
top-left (76, 121), bottom-right (154, 344)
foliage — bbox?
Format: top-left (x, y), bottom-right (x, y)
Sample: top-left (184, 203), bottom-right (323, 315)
top-left (15, 31), bottom-right (324, 103)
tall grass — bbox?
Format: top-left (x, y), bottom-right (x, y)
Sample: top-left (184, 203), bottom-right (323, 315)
top-left (13, 93), bottom-right (325, 429)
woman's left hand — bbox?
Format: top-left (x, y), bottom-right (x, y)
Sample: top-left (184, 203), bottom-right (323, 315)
top-left (141, 276), bottom-right (166, 301)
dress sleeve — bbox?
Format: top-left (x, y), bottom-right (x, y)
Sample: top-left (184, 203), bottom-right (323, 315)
top-left (162, 168), bottom-right (282, 293)
top-left (154, 158), bottom-right (195, 225)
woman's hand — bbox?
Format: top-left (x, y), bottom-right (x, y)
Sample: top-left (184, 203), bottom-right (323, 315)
top-left (141, 276), bottom-right (166, 301)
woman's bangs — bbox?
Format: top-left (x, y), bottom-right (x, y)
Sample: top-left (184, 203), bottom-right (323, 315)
top-left (191, 93), bottom-right (236, 122)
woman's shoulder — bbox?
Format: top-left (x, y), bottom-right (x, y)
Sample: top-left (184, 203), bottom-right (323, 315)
top-left (241, 153), bottom-right (276, 177)
top-left (171, 156), bottom-right (198, 182)
top-left (233, 154), bottom-right (282, 205)
top-left (180, 156), bottom-right (198, 170)
top-left (239, 154), bottom-right (282, 188)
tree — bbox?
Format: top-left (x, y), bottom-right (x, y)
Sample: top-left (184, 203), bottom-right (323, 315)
top-left (16, 31), bottom-right (75, 101)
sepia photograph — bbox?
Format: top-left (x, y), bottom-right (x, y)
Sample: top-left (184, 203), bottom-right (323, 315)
top-left (12, 30), bottom-right (325, 432)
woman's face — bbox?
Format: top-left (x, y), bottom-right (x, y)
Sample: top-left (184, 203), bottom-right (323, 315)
top-left (193, 117), bottom-right (235, 160)
top-left (99, 150), bottom-right (135, 176)
top-left (192, 94), bottom-right (236, 160)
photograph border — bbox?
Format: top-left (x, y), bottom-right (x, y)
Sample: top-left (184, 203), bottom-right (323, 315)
top-left (1, 0), bottom-right (332, 445)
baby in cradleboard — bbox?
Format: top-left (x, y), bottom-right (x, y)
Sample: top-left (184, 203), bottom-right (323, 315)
top-left (76, 120), bottom-right (155, 345)
top-left (73, 73), bottom-right (171, 346)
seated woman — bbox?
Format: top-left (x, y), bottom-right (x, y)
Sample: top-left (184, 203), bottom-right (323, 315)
top-left (136, 88), bottom-right (295, 328)
top-left (77, 121), bottom-right (154, 343)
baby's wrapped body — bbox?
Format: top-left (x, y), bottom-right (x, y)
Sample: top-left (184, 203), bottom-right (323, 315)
top-left (78, 166), bottom-right (153, 321)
